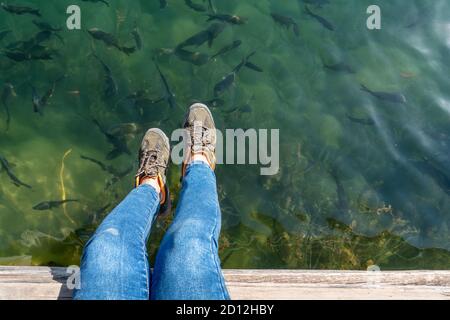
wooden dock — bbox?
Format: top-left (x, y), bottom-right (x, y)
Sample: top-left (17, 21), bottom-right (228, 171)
top-left (1, 267), bottom-right (450, 300)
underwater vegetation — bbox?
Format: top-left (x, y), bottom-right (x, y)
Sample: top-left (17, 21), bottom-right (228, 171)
top-left (0, 0), bottom-right (449, 269)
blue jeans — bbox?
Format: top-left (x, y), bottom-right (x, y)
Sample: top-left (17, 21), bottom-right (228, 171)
top-left (73, 162), bottom-right (230, 300)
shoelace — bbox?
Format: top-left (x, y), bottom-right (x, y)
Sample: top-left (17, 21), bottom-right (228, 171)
top-left (136, 148), bottom-right (167, 178)
top-left (186, 124), bottom-right (214, 153)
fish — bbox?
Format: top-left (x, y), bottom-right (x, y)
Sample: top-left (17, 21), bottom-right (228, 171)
top-left (88, 28), bottom-right (136, 55)
top-left (81, 0), bottom-right (109, 6)
top-left (0, 155), bottom-right (32, 188)
top-left (213, 52), bottom-right (259, 96)
top-left (6, 40), bottom-right (29, 51)
top-left (224, 96), bottom-right (254, 114)
top-left (234, 51), bottom-right (262, 73)
top-left (360, 84), bottom-right (407, 104)
top-left (176, 23), bottom-right (226, 49)
top-left (32, 20), bottom-right (62, 32)
top-left (32, 21), bottom-right (64, 44)
top-left (206, 13), bottom-right (247, 25)
top-left (7, 31), bottom-right (53, 51)
top-left (0, 29), bottom-right (11, 41)
top-left (211, 40), bottom-right (241, 59)
top-left (324, 62), bottom-right (355, 74)
top-left (185, 0), bottom-right (206, 12)
top-left (346, 114), bottom-right (375, 126)
top-left (93, 119), bottom-right (131, 160)
top-left (88, 28), bottom-right (120, 47)
top-left (1, 83), bottom-right (16, 131)
top-left (31, 87), bottom-right (41, 113)
top-left (33, 200), bottom-right (79, 211)
top-left (271, 13), bottom-right (295, 28)
top-left (174, 47), bottom-right (210, 65)
top-left (244, 61), bottom-right (263, 73)
top-left (176, 30), bottom-right (210, 48)
top-left (227, 94), bottom-right (255, 114)
top-left (204, 23), bottom-right (226, 47)
top-left (93, 54), bottom-right (118, 98)
top-left (271, 13), bottom-right (300, 37)
top-left (3, 50), bottom-right (30, 62)
top-left (33, 30), bottom-right (55, 43)
top-left (4, 31), bottom-right (58, 61)
top-left (31, 76), bottom-right (64, 115)
top-left (80, 155), bottom-right (111, 173)
top-left (1, 2), bottom-right (41, 17)
top-left (120, 45), bottom-right (136, 55)
top-left (214, 72), bottom-right (236, 97)
top-left (233, 51), bottom-right (254, 72)
top-left (32, 83), bottom-right (55, 116)
top-left (155, 62), bottom-right (178, 109)
top-left (81, 155), bottom-right (131, 178)
top-left (159, 0), bottom-right (167, 9)
top-left (118, 91), bottom-right (164, 114)
top-left (131, 21), bottom-right (142, 50)
top-left (305, 6), bottom-right (334, 31)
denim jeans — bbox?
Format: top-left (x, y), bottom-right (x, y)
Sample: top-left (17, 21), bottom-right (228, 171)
top-left (73, 162), bottom-right (230, 300)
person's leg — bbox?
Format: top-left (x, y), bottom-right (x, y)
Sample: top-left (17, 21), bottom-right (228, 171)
top-left (151, 103), bottom-right (230, 300)
top-left (74, 128), bottom-right (171, 300)
top-left (73, 185), bottom-right (159, 300)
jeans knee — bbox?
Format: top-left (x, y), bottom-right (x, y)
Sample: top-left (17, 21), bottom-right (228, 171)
top-left (82, 229), bottom-right (124, 272)
top-left (171, 218), bottom-right (212, 246)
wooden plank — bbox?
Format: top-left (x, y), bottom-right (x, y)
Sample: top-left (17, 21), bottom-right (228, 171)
top-left (0, 267), bottom-right (450, 300)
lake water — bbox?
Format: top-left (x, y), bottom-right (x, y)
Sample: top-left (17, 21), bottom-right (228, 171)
top-left (0, 0), bottom-right (449, 270)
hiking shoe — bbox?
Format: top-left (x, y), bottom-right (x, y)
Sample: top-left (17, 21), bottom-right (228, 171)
top-left (135, 128), bottom-right (171, 216)
top-left (182, 103), bottom-right (217, 177)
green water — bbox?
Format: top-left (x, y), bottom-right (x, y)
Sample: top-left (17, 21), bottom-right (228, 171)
top-left (0, 0), bottom-right (449, 270)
